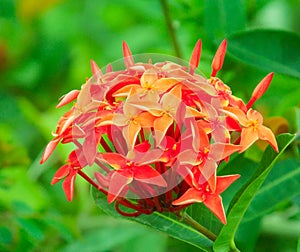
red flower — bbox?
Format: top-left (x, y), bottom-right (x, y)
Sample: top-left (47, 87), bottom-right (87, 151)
top-left (96, 148), bottom-right (167, 203)
top-left (51, 150), bottom-right (87, 201)
top-left (173, 173), bottom-right (240, 224)
top-left (41, 39), bottom-right (277, 224)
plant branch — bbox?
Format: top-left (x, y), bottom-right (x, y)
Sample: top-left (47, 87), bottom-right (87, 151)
top-left (180, 211), bottom-right (217, 241)
top-left (160, 0), bottom-right (182, 58)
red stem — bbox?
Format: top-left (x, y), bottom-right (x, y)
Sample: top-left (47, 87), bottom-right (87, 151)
top-left (95, 159), bottom-right (111, 173)
top-left (153, 196), bottom-right (163, 212)
top-left (78, 170), bottom-right (107, 195)
top-left (140, 128), bottom-right (146, 142)
top-left (100, 137), bottom-right (113, 152)
top-left (115, 201), bottom-right (141, 217)
top-left (174, 123), bottom-right (181, 140)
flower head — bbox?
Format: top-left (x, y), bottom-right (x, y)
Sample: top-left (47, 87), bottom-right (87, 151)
top-left (41, 40), bottom-right (278, 224)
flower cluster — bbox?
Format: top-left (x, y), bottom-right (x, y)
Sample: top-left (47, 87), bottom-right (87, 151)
top-left (40, 40), bottom-right (278, 224)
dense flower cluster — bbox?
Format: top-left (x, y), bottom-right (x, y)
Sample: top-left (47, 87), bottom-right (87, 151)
top-left (40, 40), bottom-right (278, 224)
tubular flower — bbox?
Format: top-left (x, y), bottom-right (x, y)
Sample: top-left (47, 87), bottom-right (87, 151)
top-left (40, 40), bottom-right (278, 224)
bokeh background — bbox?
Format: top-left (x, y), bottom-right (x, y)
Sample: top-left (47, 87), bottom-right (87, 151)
top-left (1, 0), bottom-right (300, 251)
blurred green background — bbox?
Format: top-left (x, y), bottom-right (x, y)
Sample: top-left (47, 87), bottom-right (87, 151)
top-left (1, 0), bottom-right (300, 251)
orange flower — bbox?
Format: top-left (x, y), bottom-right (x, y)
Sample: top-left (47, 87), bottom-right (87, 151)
top-left (223, 107), bottom-right (278, 152)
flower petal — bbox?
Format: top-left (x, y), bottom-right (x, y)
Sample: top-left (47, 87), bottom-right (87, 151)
top-left (40, 138), bottom-right (60, 164)
top-left (154, 113), bottom-right (173, 145)
top-left (215, 174), bottom-right (240, 194)
top-left (177, 150), bottom-right (200, 166)
top-left (100, 153), bottom-right (127, 170)
top-left (94, 171), bottom-right (110, 188)
top-left (134, 140), bottom-right (151, 153)
top-left (240, 127), bottom-right (259, 152)
top-left (56, 90), bottom-right (80, 108)
top-left (203, 195), bottom-right (226, 224)
top-left (198, 161), bottom-right (217, 189)
top-left (153, 78), bottom-right (181, 92)
top-left (112, 84), bottom-right (141, 97)
top-left (134, 149), bottom-right (165, 165)
top-left (222, 107), bottom-right (248, 126)
top-left (140, 69), bottom-right (158, 88)
top-left (246, 109), bottom-right (263, 124)
top-left (123, 121), bottom-right (142, 150)
top-left (108, 171), bottom-right (133, 203)
top-left (136, 111), bottom-right (156, 128)
top-left (51, 164), bottom-right (70, 185)
top-left (82, 130), bottom-right (98, 166)
top-left (172, 188), bottom-right (205, 205)
top-left (62, 169), bottom-right (77, 201)
top-left (161, 84), bottom-right (182, 107)
top-left (133, 165), bottom-right (167, 187)
top-left (257, 125), bottom-right (279, 152)
top-left (209, 143), bottom-right (241, 161)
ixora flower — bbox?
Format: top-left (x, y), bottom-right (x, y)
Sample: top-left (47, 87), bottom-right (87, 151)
top-left (40, 39), bottom-right (278, 224)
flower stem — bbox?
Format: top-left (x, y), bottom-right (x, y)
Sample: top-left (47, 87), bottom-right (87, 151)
top-left (180, 211), bottom-right (217, 241)
top-left (78, 170), bottom-right (107, 195)
top-left (160, 0), bottom-right (182, 58)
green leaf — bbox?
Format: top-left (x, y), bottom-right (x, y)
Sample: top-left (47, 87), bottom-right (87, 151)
top-left (92, 189), bottom-right (214, 252)
top-left (61, 220), bottom-right (152, 252)
top-left (204, 0), bottom-right (246, 41)
top-left (227, 30), bottom-right (300, 78)
top-left (214, 133), bottom-right (295, 251)
top-left (0, 167), bottom-right (47, 210)
top-left (0, 0), bottom-right (16, 19)
top-left (0, 226), bottom-right (12, 245)
top-left (118, 228), bottom-right (167, 252)
top-left (15, 217), bottom-right (44, 241)
top-left (243, 158), bottom-right (300, 222)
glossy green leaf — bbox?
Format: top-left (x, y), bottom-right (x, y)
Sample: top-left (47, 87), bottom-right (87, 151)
top-left (227, 30), bottom-right (300, 78)
top-left (214, 133), bottom-right (295, 251)
top-left (204, 0), bottom-right (246, 41)
top-left (15, 217), bottom-right (44, 241)
top-left (0, 226), bottom-right (12, 245)
top-left (92, 189), bottom-right (214, 252)
top-left (243, 158), bottom-right (300, 222)
top-left (116, 226), bottom-right (167, 252)
top-left (61, 220), bottom-right (158, 252)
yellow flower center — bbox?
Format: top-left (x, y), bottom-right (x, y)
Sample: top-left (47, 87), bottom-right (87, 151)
top-left (143, 81), bottom-right (155, 91)
top-left (247, 120), bottom-right (259, 130)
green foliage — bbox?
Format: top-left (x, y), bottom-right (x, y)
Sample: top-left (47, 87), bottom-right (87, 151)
top-left (1, 0), bottom-right (300, 251)
top-left (227, 30), bottom-right (300, 78)
top-left (204, 0), bottom-right (246, 41)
